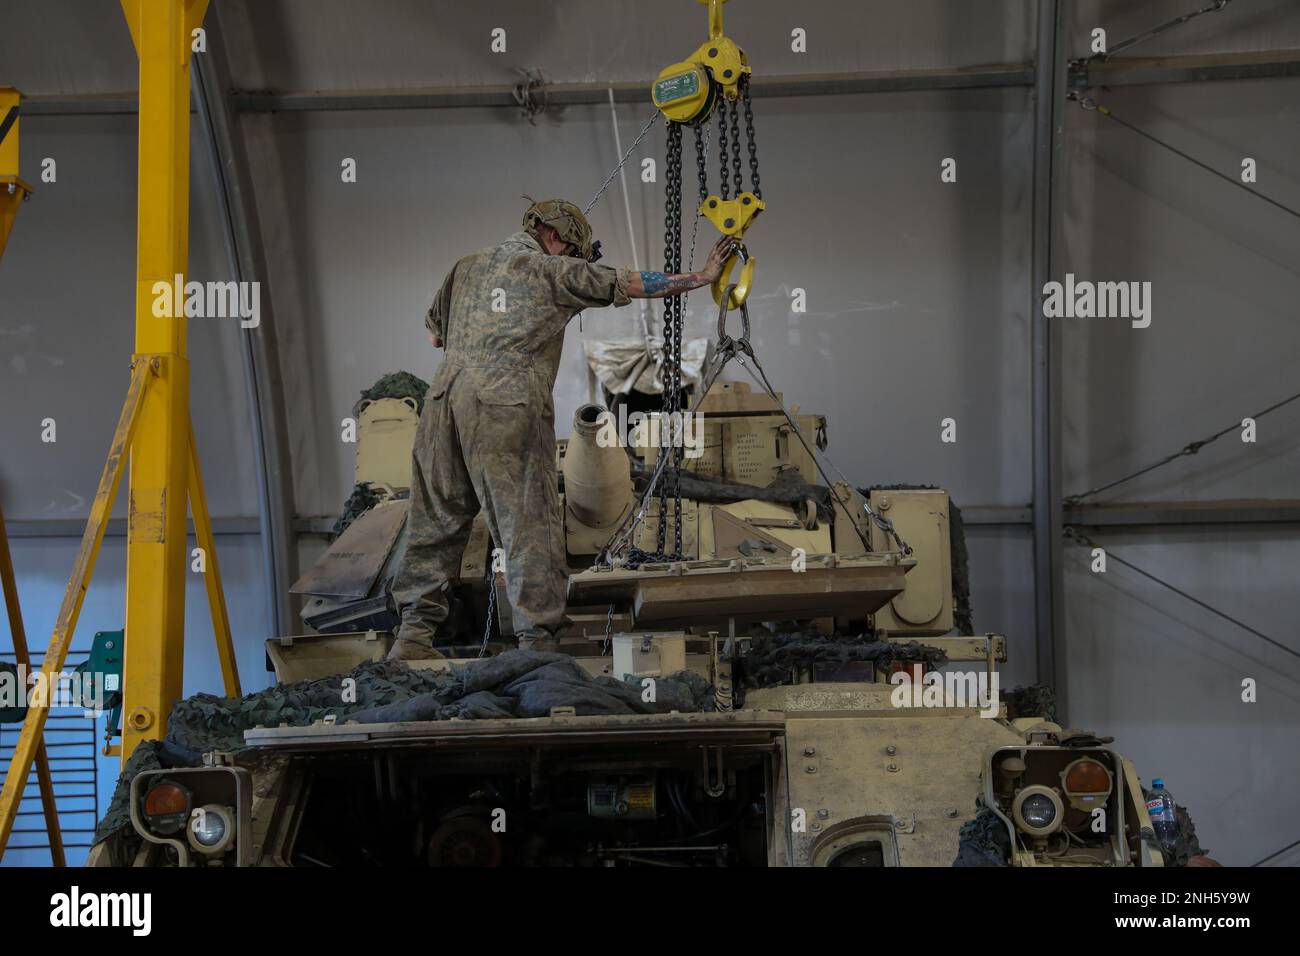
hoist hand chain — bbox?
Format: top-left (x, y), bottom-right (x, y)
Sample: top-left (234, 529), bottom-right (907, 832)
top-left (695, 122), bottom-right (710, 205)
top-left (742, 74), bottom-right (761, 200)
top-left (716, 94), bottom-right (730, 201)
top-left (479, 552), bottom-right (497, 657)
top-left (658, 121), bottom-right (687, 560)
top-left (686, 124), bottom-right (708, 271)
top-left (670, 119), bottom-right (684, 561)
top-left (602, 602), bottom-right (615, 656)
top-left (729, 95), bottom-right (743, 198)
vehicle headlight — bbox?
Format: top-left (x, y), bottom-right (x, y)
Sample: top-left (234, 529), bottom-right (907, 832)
top-left (187, 804), bottom-right (236, 855)
top-left (1021, 794), bottom-right (1056, 827)
top-left (1012, 785), bottom-right (1064, 837)
top-left (1061, 757), bottom-right (1113, 812)
top-left (142, 780), bottom-right (192, 836)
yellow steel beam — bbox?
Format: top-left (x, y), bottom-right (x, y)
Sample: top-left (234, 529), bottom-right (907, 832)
top-left (188, 419), bottom-right (241, 697)
top-left (0, 87), bottom-right (21, 175)
top-left (0, 87), bottom-right (59, 864)
top-left (0, 501), bottom-right (65, 866)
top-left (0, 362), bottom-right (154, 860)
top-left (0, 178), bottom-right (33, 260)
top-left (118, 0), bottom-right (208, 763)
top-left (1, 88), bottom-right (34, 259)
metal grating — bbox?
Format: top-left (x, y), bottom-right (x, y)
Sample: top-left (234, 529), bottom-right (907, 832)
top-left (0, 649), bottom-right (102, 862)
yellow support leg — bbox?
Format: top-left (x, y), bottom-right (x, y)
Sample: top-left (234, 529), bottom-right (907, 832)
top-left (188, 420), bottom-right (241, 698)
top-left (1, 89), bottom-right (56, 863)
top-left (0, 362), bottom-right (154, 860)
top-left (1, 88), bottom-right (35, 264)
top-left (0, 500), bottom-right (64, 866)
top-left (118, 0), bottom-right (208, 763)
top-left (0, 1), bottom-right (223, 859)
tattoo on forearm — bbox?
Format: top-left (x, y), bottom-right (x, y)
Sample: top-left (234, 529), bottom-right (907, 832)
top-left (638, 271), bottom-right (706, 297)
top-left (640, 271), bottom-right (671, 295)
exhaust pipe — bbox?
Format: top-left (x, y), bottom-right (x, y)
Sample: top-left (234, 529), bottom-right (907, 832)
top-left (563, 404), bottom-right (633, 528)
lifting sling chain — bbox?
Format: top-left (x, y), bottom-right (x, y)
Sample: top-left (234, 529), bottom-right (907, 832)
top-left (597, 285), bottom-right (912, 572)
top-left (649, 0), bottom-right (764, 560)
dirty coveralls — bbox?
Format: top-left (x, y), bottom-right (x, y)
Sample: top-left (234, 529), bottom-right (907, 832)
top-left (392, 231), bottom-right (633, 647)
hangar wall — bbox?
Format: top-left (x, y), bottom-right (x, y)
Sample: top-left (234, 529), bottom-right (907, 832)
top-left (1059, 71), bottom-right (1300, 868)
top-left (0, 0), bottom-right (1296, 866)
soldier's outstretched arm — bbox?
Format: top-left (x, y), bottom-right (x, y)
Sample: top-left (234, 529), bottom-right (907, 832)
top-left (626, 235), bottom-right (738, 299)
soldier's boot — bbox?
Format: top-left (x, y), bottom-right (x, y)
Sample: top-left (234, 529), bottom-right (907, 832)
top-left (387, 638), bottom-right (446, 662)
top-left (387, 621), bottom-right (447, 662)
top-left (516, 630), bottom-right (560, 654)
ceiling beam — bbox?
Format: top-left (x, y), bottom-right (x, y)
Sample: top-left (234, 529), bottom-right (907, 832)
top-left (24, 49), bottom-right (1300, 117)
top-left (1070, 49), bottom-right (1300, 88)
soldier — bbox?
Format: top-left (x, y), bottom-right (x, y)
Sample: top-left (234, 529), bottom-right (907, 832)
top-left (389, 199), bottom-right (737, 660)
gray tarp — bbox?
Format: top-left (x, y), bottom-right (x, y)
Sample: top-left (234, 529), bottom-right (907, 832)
top-left (584, 337), bottom-right (708, 397)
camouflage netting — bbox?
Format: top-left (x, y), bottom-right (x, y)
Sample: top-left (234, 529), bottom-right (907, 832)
top-left (860, 485), bottom-right (973, 635)
top-left (1002, 684), bottom-right (1058, 722)
top-left (352, 369), bottom-right (430, 418)
top-left (953, 807), bottom-right (1011, 867)
top-left (329, 481), bottom-right (389, 539)
top-left (739, 632), bottom-right (949, 691)
top-left (96, 740), bottom-right (166, 852)
top-left (94, 651), bottom-right (715, 848)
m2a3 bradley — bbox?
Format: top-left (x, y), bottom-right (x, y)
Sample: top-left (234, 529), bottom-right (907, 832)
top-left (90, 377), bottom-right (1182, 869)
top-left (90, 0), bottom-right (1198, 869)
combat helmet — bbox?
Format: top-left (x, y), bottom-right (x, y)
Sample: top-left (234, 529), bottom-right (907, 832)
top-left (523, 198), bottom-right (602, 262)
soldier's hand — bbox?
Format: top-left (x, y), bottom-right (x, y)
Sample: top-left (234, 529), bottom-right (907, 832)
top-left (429, 333), bottom-right (443, 348)
top-left (704, 235), bottom-right (739, 282)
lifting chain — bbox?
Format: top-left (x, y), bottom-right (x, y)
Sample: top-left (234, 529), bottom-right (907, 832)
top-left (478, 553), bottom-right (497, 658)
top-left (657, 121), bottom-right (686, 560)
top-left (716, 96), bottom-right (730, 201)
top-left (643, 82), bottom-right (763, 563)
top-left (742, 74), bottom-right (761, 200)
top-left (729, 95), bottom-right (743, 198)
top-left (602, 602), bottom-right (615, 655)
top-left (695, 123), bottom-right (710, 207)
top-left (686, 124), bottom-right (710, 272)
top-left (712, 79), bottom-right (761, 202)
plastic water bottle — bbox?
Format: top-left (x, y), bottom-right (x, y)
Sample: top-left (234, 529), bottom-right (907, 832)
top-left (1146, 778), bottom-right (1178, 855)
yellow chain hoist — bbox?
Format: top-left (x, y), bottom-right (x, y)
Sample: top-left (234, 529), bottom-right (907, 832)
top-left (651, 0), bottom-right (764, 309)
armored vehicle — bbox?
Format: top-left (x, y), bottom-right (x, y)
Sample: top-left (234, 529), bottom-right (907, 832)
top-left (88, 377), bottom-right (1199, 868)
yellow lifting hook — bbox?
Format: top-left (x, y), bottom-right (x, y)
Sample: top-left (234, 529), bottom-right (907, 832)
top-left (701, 191), bottom-right (762, 308)
top-left (650, 0), bottom-right (764, 309)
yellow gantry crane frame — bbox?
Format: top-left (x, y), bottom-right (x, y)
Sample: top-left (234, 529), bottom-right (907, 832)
top-left (0, 87), bottom-right (63, 865)
top-left (0, 0), bottom-right (242, 861)
top-left (1, 86), bottom-right (35, 258)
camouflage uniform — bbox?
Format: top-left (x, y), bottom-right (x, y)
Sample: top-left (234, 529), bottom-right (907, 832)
top-left (392, 231), bottom-right (633, 649)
